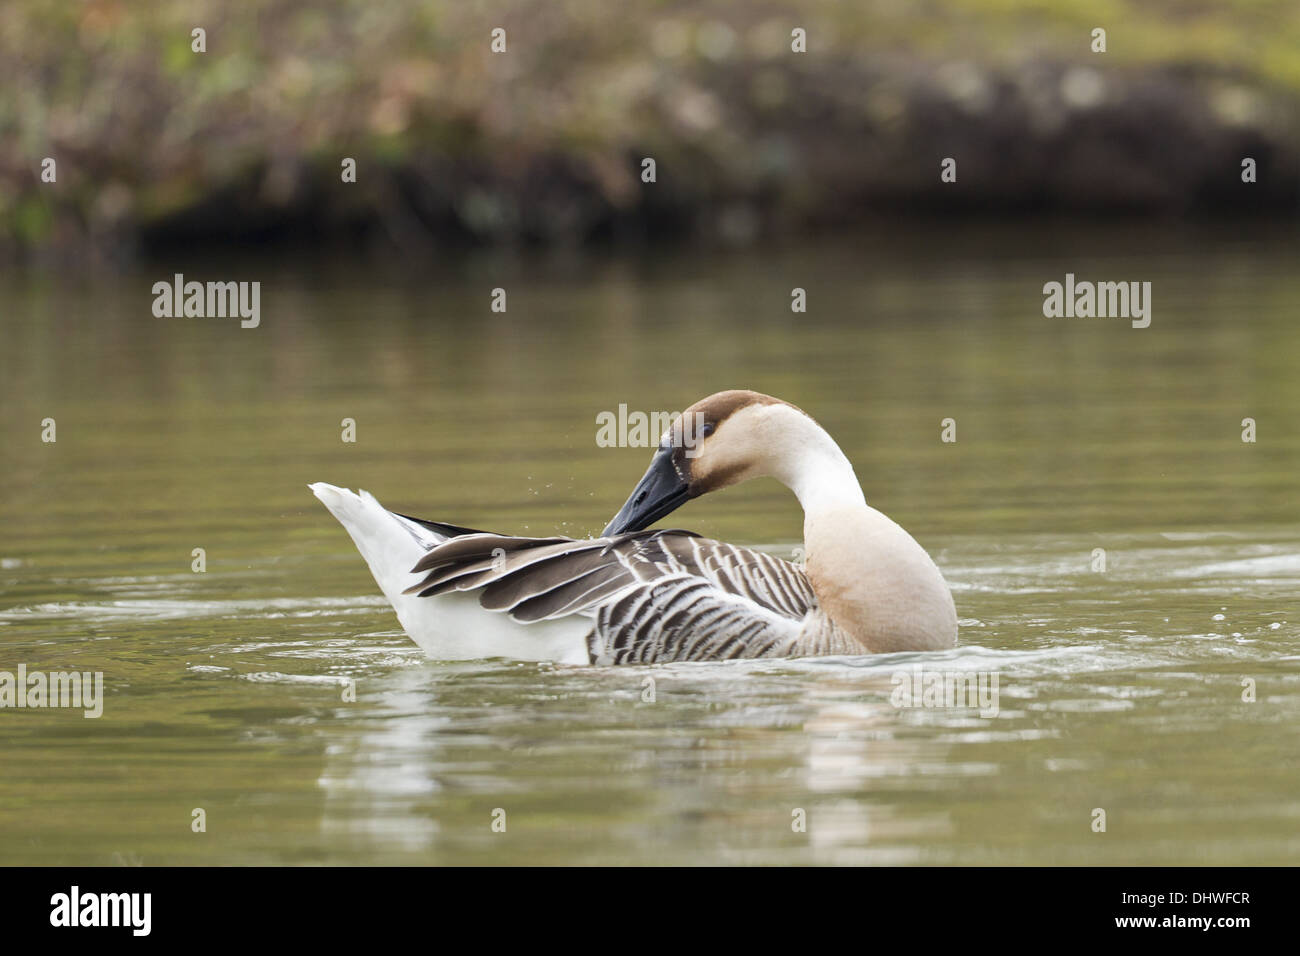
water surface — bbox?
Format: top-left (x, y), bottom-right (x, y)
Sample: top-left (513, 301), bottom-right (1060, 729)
top-left (2, 221), bottom-right (1297, 864)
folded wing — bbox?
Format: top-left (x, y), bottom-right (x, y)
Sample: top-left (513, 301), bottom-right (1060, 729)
top-left (404, 529), bottom-right (816, 663)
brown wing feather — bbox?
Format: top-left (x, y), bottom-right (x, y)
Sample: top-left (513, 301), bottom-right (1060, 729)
top-left (405, 529), bottom-right (816, 642)
top-left (410, 533), bottom-right (570, 574)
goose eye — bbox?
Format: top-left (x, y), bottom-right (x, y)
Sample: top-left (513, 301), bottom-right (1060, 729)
top-left (700, 422), bottom-right (715, 438)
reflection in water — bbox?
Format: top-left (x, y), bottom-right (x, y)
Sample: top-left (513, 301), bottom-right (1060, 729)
top-left (318, 666), bottom-right (445, 855)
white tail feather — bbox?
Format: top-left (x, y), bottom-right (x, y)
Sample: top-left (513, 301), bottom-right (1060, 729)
top-left (309, 482), bottom-right (590, 664)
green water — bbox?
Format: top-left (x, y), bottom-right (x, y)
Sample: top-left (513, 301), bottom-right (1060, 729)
top-left (1, 221), bottom-right (1297, 864)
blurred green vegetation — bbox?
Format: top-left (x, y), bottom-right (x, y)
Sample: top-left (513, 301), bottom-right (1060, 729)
top-left (2, 0), bottom-right (1298, 260)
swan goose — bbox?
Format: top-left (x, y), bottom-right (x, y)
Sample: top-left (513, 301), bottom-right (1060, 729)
top-left (311, 389), bottom-right (957, 664)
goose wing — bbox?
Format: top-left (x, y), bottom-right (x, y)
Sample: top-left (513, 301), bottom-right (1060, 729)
top-left (403, 529), bottom-right (816, 664)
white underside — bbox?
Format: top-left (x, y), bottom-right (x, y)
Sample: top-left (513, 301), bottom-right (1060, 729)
top-left (309, 483), bottom-right (592, 664)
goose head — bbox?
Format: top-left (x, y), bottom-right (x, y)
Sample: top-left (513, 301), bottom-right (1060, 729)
top-left (601, 390), bottom-right (822, 536)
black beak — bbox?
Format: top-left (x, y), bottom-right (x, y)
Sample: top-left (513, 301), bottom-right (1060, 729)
top-left (601, 446), bottom-right (693, 536)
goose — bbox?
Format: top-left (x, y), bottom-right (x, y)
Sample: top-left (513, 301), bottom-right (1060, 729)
top-left (310, 389), bottom-right (957, 665)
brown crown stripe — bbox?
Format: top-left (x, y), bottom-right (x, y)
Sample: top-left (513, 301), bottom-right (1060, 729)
top-left (682, 389), bottom-right (808, 432)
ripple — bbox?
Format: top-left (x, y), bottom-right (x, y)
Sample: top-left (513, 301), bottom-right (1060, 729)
top-left (0, 595), bottom-right (390, 623)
